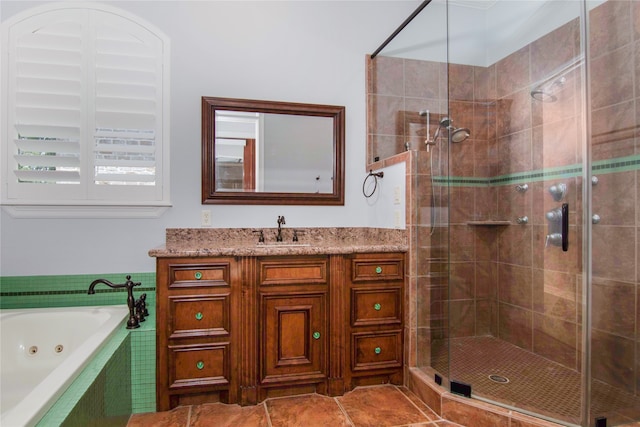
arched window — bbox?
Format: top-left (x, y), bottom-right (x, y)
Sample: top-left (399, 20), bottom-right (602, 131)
top-left (2, 3), bottom-right (170, 217)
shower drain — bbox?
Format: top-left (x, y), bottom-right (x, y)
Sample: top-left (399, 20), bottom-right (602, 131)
top-left (488, 374), bottom-right (509, 384)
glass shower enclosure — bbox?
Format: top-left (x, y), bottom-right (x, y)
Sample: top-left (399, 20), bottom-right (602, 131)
top-left (367, 0), bottom-right (640, 425)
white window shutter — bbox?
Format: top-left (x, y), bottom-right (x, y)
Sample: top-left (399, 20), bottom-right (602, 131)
top-left (3, 4), bottom-right (169, 209)
top-left (8, 10), bottom-right (87, 200)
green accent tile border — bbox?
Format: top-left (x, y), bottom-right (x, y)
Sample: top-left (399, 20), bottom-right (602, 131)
top-left (434, 154), bottom-right (640, 187)
top-left (0, 272), bottom-right (156, 309)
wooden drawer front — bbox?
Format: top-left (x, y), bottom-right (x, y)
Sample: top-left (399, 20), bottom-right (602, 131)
top-left (351, 258), bottom-right (403, 282)
top-left (351, 331), bottom-right (402, 371)
top-left (168, 343), bottom-right (230, 390)
top-left (259, 258), bottom-right (328, 286)
top-left (169, 263), bottom-right (231, 288)
top-left (261, 293), bottom-right (326, 383)
top-left (351, 288), bottom-right (401, 327)
top-left (169, 294), bottom-right (230, 339)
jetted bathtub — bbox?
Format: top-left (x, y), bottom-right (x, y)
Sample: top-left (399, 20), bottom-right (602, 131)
top-left (0, 305), bottom-right (129, 427)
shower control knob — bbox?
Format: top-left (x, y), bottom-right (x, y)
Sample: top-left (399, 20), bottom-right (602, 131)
top-left (548, 183), bottom-right (567, 201)
top-left (592, 176), bottom-right (599, 186)
top-left (545, 208), bottom-right (563, 222)
top-left (592, 214), bottom-right (601, 224)
top-left (516, 216), bottom-right (528, 224)
top-left (545, 233), bottom-right (563, 247)
top-left (515, 184), bottom-right (528, 193)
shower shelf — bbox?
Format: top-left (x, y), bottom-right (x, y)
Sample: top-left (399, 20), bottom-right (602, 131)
top-left (466, 220), bottom-right (512, 226)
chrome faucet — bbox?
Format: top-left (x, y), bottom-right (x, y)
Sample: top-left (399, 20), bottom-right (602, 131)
top-left (276, 215), bottom-right (286, 242)
top-left (88, 275), bottom-right (141, 329)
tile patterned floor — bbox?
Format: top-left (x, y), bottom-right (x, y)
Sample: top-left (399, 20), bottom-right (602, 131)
top-left (431, 336), bottom-right (640, 425)
top-left (127, 385), bottom-right (466, 427)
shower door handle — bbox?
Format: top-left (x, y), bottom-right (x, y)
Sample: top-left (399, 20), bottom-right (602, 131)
top-left (561, 203), bottom-right (568, 252)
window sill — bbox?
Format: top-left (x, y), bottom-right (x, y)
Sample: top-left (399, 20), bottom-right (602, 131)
top-left (2, 203), bottom-right (172, 219)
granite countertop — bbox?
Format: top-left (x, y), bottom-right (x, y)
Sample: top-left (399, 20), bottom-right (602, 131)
top-left (149, 227), bottom-right (408, 258)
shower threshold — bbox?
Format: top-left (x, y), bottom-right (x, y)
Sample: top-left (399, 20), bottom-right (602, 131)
top-left (429, 336), bottom-right (640, 425)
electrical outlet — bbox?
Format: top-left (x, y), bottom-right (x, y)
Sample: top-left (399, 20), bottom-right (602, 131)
top-left (394, 186), bottom-right (401, 205)
top-left (201, 210), bottom-right (212, 227)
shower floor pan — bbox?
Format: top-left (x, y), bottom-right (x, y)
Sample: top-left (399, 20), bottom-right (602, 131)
top-left (430, 336), bottom-right (640, 425)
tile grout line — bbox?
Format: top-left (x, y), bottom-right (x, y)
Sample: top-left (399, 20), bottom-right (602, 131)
top-left (261, 401), bottom-right (274, 427)
top-left (185, 405), bottom-right (193, 427)
top-left (391, 385), bottom-right (441, 423)
top-left (333, 396), bottom-right (356, 426)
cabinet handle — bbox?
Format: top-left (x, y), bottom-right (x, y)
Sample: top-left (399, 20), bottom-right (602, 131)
top-left (375, 266), bottom-right (382, 274)
top-left (312, 331), bottom-right (321, 340)
top-left (374, 347), bottom-right (382, 354)
top-left (196, 361), bottom-right (205, 370)
top-left (195, 312), bottom-right (203, 320)
top-left (373, 303), bottom-right (381, 311)
top-left (194, 271), bottom-right (203, 280)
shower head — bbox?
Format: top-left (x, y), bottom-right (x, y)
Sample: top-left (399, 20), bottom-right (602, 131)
top-left (450, 127), bottom-right (470, 143)
top-left (439, 117), bottom-right (451, 128)
top-left (421, 112), bottom-right (470, 145)
top-left (437, 117), bottom-right (470, 143)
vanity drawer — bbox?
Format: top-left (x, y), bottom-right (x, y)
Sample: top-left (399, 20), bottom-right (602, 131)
top-left (168, 262), bottom-right (232, 289)
top-left (169, 294), bottom-right (230, 339)
top-left (350, 255), bottom-right (404, 283)
top-left (168, 343), bottom-right (230, 390)
top-left (258, 257), bottom-right (328, 286)
top-left (351, 330), bottom-right (402, 371)
top-left (351, 288), bottom-right (401, 327)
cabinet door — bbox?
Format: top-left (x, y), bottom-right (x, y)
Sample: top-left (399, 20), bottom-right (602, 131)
top-left (260, 293), bottom-right (326, 384)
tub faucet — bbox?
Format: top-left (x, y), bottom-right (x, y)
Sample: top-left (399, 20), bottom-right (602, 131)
top-left (88, 275), bottom-right (141, 329)
top-left (276, 215), bottom-right (286, 242)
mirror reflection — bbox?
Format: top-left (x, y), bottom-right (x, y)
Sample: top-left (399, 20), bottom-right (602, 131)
top-left (214, 111), bottom-right (334, 193)
top-left (202, 97), bottom-right (345, 205)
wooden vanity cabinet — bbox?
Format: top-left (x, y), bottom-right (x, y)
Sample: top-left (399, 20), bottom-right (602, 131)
top-left (345, 253), bottom-right (404, 389)
top-left (156, 251), bottom-right (404, 409)
top-left (155, 257), bottom-right (240, 411)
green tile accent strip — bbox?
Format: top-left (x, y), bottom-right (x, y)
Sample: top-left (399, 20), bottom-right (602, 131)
top-left (0, 272), bottom-right (156, 309)
top-left (434, 154), bottom-right (640, 187)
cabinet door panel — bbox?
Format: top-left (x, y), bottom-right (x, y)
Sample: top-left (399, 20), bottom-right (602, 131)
top-left (169, 294), bottom-right (230, 339)
top-left (261, 293), bottom-right (326, 383)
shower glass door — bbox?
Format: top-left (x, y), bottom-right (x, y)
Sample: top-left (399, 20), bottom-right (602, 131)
top-left (446, 0), bottom-right (589, 424)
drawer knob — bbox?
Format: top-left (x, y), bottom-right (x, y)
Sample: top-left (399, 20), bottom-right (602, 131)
top-left (373, 303), bottom-right (381, 311)
top-left (194, 271), bottom-right (203, 280)
top-left (375, 266), bottom-right (382, 274)
top-left (374, 347), bottom-right (382, 355)
top-left (195, 312), bottom-right (203, 320)
top-left (196, 361), bottom-right (205, 370)
top-left (312, 331), bottom-right (321, 340)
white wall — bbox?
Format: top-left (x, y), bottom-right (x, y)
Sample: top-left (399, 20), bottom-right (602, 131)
top-left (0, 0), bottom-right (419, 276)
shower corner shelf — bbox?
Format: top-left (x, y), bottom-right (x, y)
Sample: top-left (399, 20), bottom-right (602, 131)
top-left (466, 220), bottom-right (512, 226)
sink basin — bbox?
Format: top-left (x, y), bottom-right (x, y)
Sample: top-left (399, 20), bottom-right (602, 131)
top-left (256, 242), bottom-right (312, 247)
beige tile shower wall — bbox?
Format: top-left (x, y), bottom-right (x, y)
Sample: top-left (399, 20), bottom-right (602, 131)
top-left (367, 54), bottom-right (450, 370)
top-left (369, 2), bottom-right (639, 397)
top-left (588, 0), bottom-right (640, 396)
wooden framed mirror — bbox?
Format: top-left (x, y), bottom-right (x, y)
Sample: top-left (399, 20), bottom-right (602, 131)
top-left (202, 97), bottom-right (345, 205)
